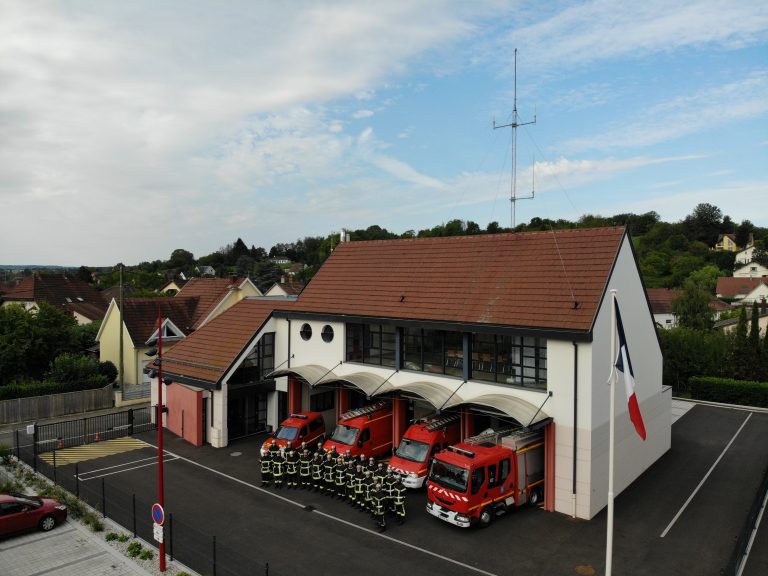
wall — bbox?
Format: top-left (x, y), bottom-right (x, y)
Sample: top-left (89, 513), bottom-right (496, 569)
top-left (98, 301), bottom-right (140, 387)
top-left (0, 385), bottom-right (114, 425)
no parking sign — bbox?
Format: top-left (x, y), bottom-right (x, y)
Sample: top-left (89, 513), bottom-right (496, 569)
top-left (151, 503), bottom-right (165, 525)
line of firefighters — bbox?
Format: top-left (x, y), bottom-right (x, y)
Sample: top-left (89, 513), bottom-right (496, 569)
top-left (259, 440), bottom-right (406, 532)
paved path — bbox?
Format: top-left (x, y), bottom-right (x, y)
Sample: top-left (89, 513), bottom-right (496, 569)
top-left (0, 520), bottom-right (153, 576)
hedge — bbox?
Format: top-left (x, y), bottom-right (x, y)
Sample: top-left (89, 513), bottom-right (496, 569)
top-left (0, 376), bottom-right (109, 400)
top-left (689, 376), bottom-right (768, 408)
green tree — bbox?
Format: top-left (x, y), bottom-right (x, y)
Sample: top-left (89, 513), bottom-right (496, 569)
top-left (46, 353), bottom-right (102, 383)
top-left (167, 248), bottom-right (195, 270)
top-left (253, 260), bottom-right (282, 292)
top-left (730, 306), bottom-right (753, 380)
top-left (658, 327), bottom-right (729, 392)
top-left (682, 203), bottom-right (723, 245)
top-left (672, 269), bottom-right (717, 330)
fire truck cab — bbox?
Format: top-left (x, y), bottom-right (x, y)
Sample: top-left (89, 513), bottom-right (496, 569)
top-left (389, 413), bottom-right (462, 489)
top-left (260, 412), bottom-right (326, 456)
top-left (323, 400), bottom-right (393, 458)
top-left (425, 428), bottom-right (544, 528)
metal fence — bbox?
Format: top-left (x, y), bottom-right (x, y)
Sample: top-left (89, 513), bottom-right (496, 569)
top-left (0, 384), bottom-right (114, 425)
top-left (2, 409), bottom-right (277, 576)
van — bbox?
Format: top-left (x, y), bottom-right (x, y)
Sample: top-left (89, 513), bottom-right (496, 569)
top-left (323, 400), bottom-right (392, 458)
top-left (260, 412), bottom-right (326, 456)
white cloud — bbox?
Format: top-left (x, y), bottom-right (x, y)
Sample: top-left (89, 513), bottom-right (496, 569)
top-left (353, 110), bottom-right (374, 119)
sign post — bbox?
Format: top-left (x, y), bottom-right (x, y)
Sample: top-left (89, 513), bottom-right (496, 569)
top-left (152, 503), bottom-right (165, 546)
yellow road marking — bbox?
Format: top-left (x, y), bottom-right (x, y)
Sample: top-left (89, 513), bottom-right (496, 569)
top-left (38, 437), bottom-right (148, 465)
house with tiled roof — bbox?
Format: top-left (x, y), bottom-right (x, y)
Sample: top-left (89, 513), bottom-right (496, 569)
top-left (264, 280), bottom-right (304, 298)
top-left (716, 277), bottom-right (768, 303)
top-left (160, 274), bottom-right (189, 295)
top-left (734, 262), bottom-right (768, 279)
top-left (1, 272), bottom-right (107, 324)
top-left (97, 277), bottom-right (261, 403)
top-left (714, 233), bottom-right (739, 252)
top-left (646, 287), bottom-right (729, 328)
top-left (152, 226), bottom-right (668, 520)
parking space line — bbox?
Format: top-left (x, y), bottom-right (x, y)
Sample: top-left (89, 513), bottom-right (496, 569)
top-left (78, 455), bottom-right (179, 481)
top-left (140, 440), bottom-right (499, 576)
top-left (27, 551), bottom-right (107, 576)
top-left (79, 454), bottom-right (162, 475)
top-left (736, 479), bottom-right (768, 576)
top-left (0, 526), bottom-right (77, 551)
top-left (661, 412), bottom-right (752, 538)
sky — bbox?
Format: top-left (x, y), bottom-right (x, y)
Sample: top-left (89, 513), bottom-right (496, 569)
top-left (1, 1), bottom-right (766, 267)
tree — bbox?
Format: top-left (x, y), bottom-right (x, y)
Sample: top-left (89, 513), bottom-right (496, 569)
top-left (672, 268), bottom-right (718, 330)
top-left (253, 260), bottom-right (282, 292)
top-left (76, 265), bottom-right (93, 284)
top-left (167, 248), bottom-right (195, 270)
top-left (730, 306), bottom-right (753, 380)
top-left (682, 203), bottom-right (723, 245)
top-left (736, 220), bottom-right (755, 249)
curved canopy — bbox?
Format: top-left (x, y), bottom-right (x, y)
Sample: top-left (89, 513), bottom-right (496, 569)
top-left (447, 392), bottom-right (549, 426)
top-left (267, 364), bottom-right (338, 386)
top-left (322, 371), bottom-right (397, 397)
top-left (395, 380), bottom-right (466, 410)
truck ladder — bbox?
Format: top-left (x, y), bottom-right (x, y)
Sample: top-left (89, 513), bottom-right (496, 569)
top-left (464, 426), bottom-right (524, 446)
top-left (423, 413), bottom-right (461, 432)
top-left (340, 400), bottom-right (388, 421)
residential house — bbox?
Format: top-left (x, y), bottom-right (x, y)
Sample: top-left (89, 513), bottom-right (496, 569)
top-left (97, 277), bottom-right (261, 403)
top-left (714, 299), bottom-right (768, 337)
top-left (155, 227), bottom-right (669, 520)
top-left (647, 287), bottom-right (729, 328)
top-left (714, 234), bottom-right (739, 252)
top-left (735, 245), bottom-right (756, 265)
top-left (195, 265), bottom-right (216, 277)
top-left (160, 274), bottom-right (188, 295)
top-left (716, 277), bottom-right (768, 304)
top-left (1, 273), bottom-right (107, 325)
top-left (264, 280), bottom-right (304, 298)
top-left (733, 262), bottom-right (768, 278)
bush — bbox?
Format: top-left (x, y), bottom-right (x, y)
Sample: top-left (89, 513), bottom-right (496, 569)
top-left (46, 353), bottom-right (101, 383)
top-left (127, 541), bottom-right (143, 558)
top-left (689, 376), bottom-right (768, 407)
top-left (0, 377), bottom-right (109, 400)
top-left (139, 549), bottom-right (154, 561)
top-left (105, 532), bottom-right (120, 541)
top-left (99, 360), bottom-right (118, 383)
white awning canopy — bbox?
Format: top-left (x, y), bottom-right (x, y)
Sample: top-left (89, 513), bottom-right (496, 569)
top-left (322, 371), bottom-right (396, 397)
top-left (267, 364), bottom-right (339, 386)
top-left (395, 380), bottom-right (466, 410)
top-left (446, 392), bottom-right (550, 426)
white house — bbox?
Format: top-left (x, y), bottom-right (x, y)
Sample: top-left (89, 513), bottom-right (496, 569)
top-left (155, 227), bottom-right (669, 520)
top-left (734, 262), bottom-right (768, 278)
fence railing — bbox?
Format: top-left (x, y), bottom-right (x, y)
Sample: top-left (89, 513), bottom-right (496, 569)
top-left (3, 410), bottom-right (276, 576)
top-left (0, 384), bottom-right (114, 425)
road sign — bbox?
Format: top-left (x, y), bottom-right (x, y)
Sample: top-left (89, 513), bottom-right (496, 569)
top-left (153, 522), bottom-right (164, 543)
top-left (151, 503), bottom-right (165, 526)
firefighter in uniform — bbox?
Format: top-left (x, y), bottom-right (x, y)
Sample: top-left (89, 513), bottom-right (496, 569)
top-left (384, 468), bottom-right (397, 513)
top-left (311, 453), bottom-right (324, 492)
top-left (272, 449), bottom-right (286, 488)
top-left (374, 462), bottom-right (387, 487)
top-left (353, 464), bottom-right (366, 509)
top-left (286, 449), bottom-right (299, 488)
top-left (267, 439), bottom-right (279, 455)
top-left (343, 449), bottom-right (353, 465)
top-left (323, 453), bottom-right (336, 496)
top-left (367, 456), bottom-right (377, 476)
top-left (328, 445), bottom-right (339, 460)
top-left (393, 473), bottom-right (406, 524)
top-left (314, 441), bottom-right (325, 461)
top-left (363, 470), bottom-right (376, 515)
top-left (334, 457), bottom-right (347, 499)
top-left (345, 461), bottom-right (357, 505)
top-left (299, 448), bottom-right (312, 489)
top-left (372, 482), bottom-right (386, 532)
top-left (260, 449), bottom-right (272, 487)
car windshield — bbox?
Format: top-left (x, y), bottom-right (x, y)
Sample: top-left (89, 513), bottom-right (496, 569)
top-left (428, 459), bottom-right (469, 493)
top-left (330, 425), bottom-right (360, 445)
top-left (14, 495), bottom-right (42, 508)
top-left (395, 438), bottom-right (430, 463)
top-left (275, 426), bottom-right (299, 441)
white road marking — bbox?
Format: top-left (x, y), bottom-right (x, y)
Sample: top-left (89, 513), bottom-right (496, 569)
top-left (661, 412), bottom-right (752, 538)
top-left (736, 475), bottom-right (768, 576)
top-left (78, 455), bottom-right (179, 480)
top-left (139, 439), bottom-right (499, 576)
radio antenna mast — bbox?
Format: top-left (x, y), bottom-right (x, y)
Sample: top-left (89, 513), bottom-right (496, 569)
top-left (493, 48), bottom-right (536, 229)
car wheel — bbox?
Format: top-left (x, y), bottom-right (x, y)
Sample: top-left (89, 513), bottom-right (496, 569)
top-left (478, 506), bottom-right (494, 528)
top-left (39, 515), bottom-right (56, 532)
top-left (529, 488), bottom-right (542, 505)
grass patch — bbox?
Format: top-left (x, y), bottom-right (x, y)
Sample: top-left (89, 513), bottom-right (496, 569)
top-left (127, 541), bottom-right (143, 558)
top-left (139, 549), bottom-right (154, 561)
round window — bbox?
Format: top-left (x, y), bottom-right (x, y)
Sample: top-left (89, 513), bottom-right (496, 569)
top-left (300, 323), bottom-right (312, 341)
top-left (321, 325), bottom-right (334, 343)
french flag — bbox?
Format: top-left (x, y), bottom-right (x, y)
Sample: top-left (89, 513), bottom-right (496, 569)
top-left (614, 299), bottom-right (647, 441)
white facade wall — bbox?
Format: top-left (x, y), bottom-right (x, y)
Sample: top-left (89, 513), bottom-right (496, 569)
top-left (734, 263), bottom-right (768, 278)
top-left (653, 312), bottom-right (677, 329)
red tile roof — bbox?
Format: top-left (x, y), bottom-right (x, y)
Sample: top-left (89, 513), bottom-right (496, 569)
top-left (293, 227), bottom-right (626, 332)
top-left (175, 277), bottom-right (246, 329)
top-left (3, 273), bottom-right (106, 308)
top-left (646, 288), bottom-right (681, 315)
top-left (716, 277), bottom-right (768, 298)
top-left (162, 298), bottom-right (291, 384)
top-left (64, 301), bottom-right (109, 322)
top-left (119, 297), bottom-right (199, 345)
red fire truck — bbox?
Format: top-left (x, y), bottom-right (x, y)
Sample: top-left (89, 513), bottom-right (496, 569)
top-left (425, 428), bottom-right (544, 528)
top-left (260, 412), bottom-right (326, 456)
top-left (389, 413), bottom-right (462, 489)
top-left (323, 400), bottom-right (392, 458)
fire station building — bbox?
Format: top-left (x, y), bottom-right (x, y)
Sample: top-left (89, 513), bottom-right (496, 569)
top-left (154, 226), bottom-right (670, 520)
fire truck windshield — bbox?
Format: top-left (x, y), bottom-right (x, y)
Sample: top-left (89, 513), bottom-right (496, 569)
top-left (394, 438), bottom-right (430, 463)
top-left (428, 460), bottom-right (469, 493)
top-left (330, 425), bottom-right (360, 445)
top-left (275, 426), bottom-right (299, 441)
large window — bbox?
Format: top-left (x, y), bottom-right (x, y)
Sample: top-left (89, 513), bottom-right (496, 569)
top-left (470, 333), bottom-right (546, 389)
top-left (346, 323), bottom-right (396, 367)
top-left (403, 328), bottom-right (463, 377)
top-left (229, 332), bottom-right (275, 384)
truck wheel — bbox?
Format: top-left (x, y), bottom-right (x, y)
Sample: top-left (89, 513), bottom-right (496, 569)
top-left (529, 488), bottom-right (542, 505)
top-left (478, 506), bottom-right (494, 528)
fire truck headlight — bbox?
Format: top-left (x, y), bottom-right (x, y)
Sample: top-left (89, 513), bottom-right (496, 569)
top-left (425, 500), bottom-right (433, 511)
top-left (456, 513), bottom-right (470, 523)
top-left (408, 472), bottom-right (417, 479)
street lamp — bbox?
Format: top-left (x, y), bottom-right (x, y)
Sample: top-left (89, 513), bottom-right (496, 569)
top-left (145, 307), bottom-right (168, 572)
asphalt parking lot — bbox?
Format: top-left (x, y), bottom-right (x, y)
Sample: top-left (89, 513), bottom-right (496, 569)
top-left (43, 403), bottom-right (768, 576)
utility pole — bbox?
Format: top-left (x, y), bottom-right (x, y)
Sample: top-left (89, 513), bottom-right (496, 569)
top-left (118, 264), bottom-right (124, 391)
top-left (493, 48), bottom-right (536, 229)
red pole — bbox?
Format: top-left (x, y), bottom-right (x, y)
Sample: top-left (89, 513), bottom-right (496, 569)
top-left (157, 307), bottom-right (166, 572)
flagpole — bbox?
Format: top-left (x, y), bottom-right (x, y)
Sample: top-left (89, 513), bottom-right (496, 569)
top-left (606, 289), bottom-right (617, 576)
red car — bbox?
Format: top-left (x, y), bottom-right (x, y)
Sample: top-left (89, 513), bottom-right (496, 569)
top-left (0, 493), bottom-right (67, 536)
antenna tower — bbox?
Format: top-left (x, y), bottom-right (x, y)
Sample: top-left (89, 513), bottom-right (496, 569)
top-left (493, 48), bottom-right (536, 229)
